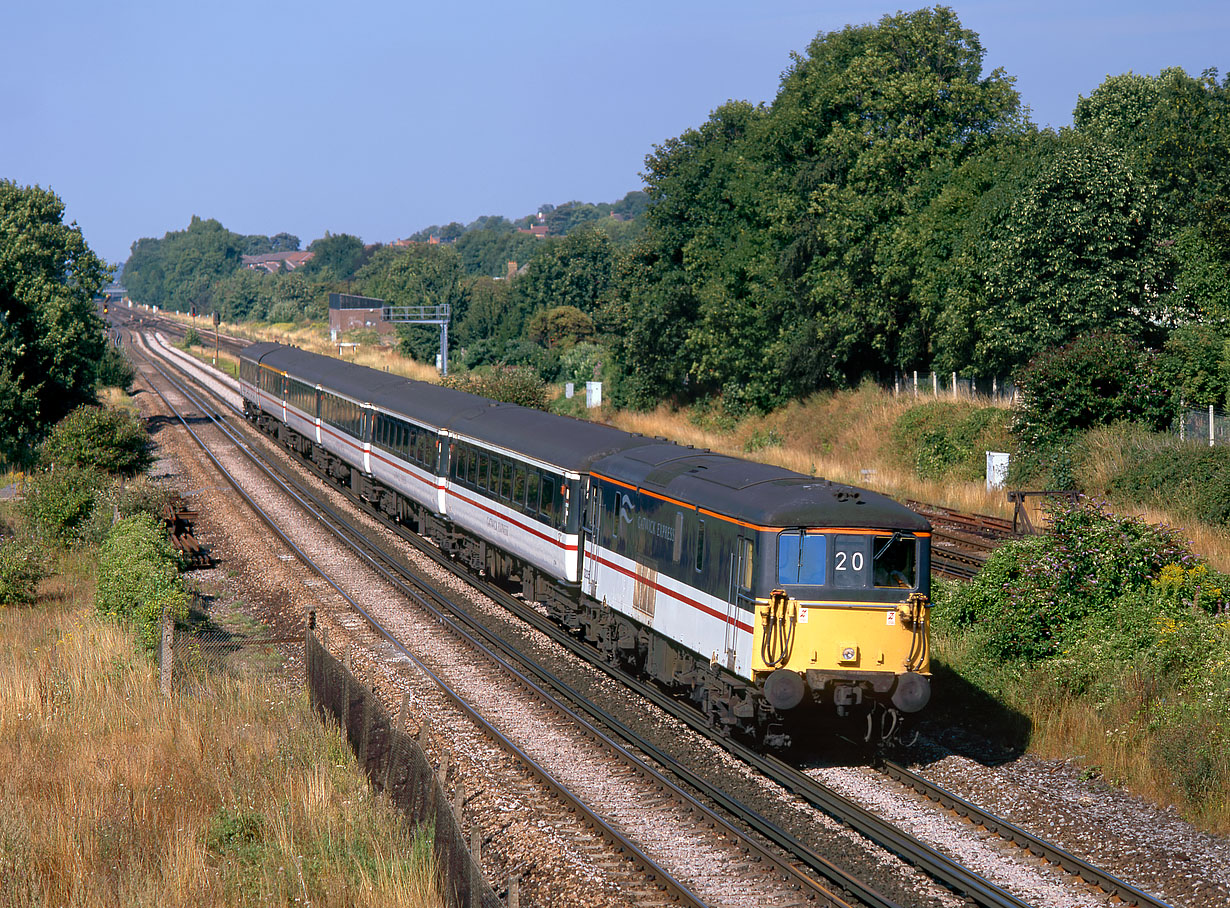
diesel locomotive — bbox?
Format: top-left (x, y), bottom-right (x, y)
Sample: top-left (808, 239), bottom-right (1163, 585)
top-left (239, 342), bottom-right (932, 746)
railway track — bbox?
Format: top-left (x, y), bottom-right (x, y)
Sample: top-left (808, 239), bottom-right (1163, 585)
top-left (127, 330), bottom-right (877, 908)
top-left (128, 328), bottom-right (1174, 908)
top-left (907, 501), bottom-right (1021, 580)
top-left (876, 760), bottom-right (1169, 908)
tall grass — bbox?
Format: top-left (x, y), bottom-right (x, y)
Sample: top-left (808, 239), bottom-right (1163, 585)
top-left (0, 559), bottom-right (442, 907)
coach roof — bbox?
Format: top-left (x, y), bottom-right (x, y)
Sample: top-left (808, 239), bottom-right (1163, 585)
top-left (244, 344), bottom-right (655, 469)
top-left (448, 405), bottom-right (655, 473)
top-left (245, 344), bottom-right (494, 425)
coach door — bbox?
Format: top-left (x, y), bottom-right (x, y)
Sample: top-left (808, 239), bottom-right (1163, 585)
top-left (724, 533), bottom-right (754, 671)
top-left (360, 406), bottom-right (373, 474)
top-left (581, 479), bottom-right (600, 598)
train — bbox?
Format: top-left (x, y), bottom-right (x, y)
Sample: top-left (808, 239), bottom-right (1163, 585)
top-left (238, 343), bottom-right (933, 746)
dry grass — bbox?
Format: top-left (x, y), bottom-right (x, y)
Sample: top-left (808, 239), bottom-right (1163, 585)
top-left (607, 386), bottom-right (1015, 518)
top-left (0, 559), bottom-right (442, 907)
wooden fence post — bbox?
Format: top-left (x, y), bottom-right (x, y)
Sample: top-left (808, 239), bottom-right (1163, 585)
top-left (159, 609), bottom-right (174, 697)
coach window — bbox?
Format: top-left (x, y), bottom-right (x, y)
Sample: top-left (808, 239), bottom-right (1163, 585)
top-left (477, 454), bottom-right (490, 490)
top-left (500, 461), bottom-right (513, 501)
top-left (513, 467), bottom-right (526, 509)
top-left (540, 477), bottom-right (557, 526)
top-left (695, 519), bottom-right (706, 572)
top-left (777, 531), bottom-right (827, 585)
top-left (526, 471), bottom-right (540, 516)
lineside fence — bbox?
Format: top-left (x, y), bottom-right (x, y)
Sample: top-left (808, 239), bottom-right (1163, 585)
top-left (1178, 404), bottom-right (1230, 447)
top-left (889, 371), bottom-right (1017, 403)
top-left (156, 614), bottom-right (508, 908)
top-left (305, 626), bottom-right (504, 908)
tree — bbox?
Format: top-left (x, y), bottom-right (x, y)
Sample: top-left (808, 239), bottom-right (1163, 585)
top-left (304, 232), bottom-right (369, 281)
top-left (123, 215), bottom-right (244, 311)
top-left (526, 306), bottom-right (594, 349)
top-left (513, 228), bottom-right (616, 321)
top-left (606, 6), bottom-right (1024, 409)
top-left (0, 181), bottom-right (109, 463)
top-left (356, 245), bottom-right (467, 363)
top-left (938, 137), bottom-right (1165, 376)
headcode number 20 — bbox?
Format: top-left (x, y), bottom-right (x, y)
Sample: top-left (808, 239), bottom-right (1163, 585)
top-left (835, 551), bottom-right (863, 572)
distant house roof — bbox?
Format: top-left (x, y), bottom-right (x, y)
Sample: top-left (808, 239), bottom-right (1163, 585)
top-left (241, 251), bottom-right (314, 273)
top-left (516, 223), bottom-right (549, 237)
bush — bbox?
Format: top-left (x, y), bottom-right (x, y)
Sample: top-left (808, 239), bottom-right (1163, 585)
top-left (1108, 442), bottom-right (1230, 528)
top-left (1012, 334), bottom-right (1172, 485)
top-left (38, 405), bottom-right (152, 478)
top-left (180, 326), bottom-right (202, 348)
top-left (20, 465), bottom-right (109, 546)
top-left (0, 536), bottom-right (46, 607)
top-left (95, 514), bottom-right (189, 652)
top-left (937, 498), bottom-right (1198, 663)
top-left (96, 343), bottom-right (136, 391)
top-left (1158, 324), bottom-right (1230, 408)
top-left (441, 366), bottom-right (549, 411)
top-left (893, 401), bottom-right (1013, 482)
top-left (932, 500), bottom-right (1230, 820)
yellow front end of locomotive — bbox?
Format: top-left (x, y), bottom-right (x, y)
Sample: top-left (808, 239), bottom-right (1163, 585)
top-left (751, 590), bottom-right (931, 711)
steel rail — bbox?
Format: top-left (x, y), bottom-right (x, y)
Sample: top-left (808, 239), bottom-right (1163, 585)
top-left (877, 759), bottom-right (1173, 908)
top-left (130, 331), bottom-right (860, 908)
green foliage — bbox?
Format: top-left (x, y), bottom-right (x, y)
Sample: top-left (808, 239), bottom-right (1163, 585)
top-left (94, 514), bottom-right (189, 652)
top-left (123, 216), bottom-right (245, 312)
top-left (38, 405), bottom-right (152, 478)
top-left (303, 233), bottom-right (370, 281)
top-left (938, 499), bottom-right (1199, 663)
top-left (441, 366), bottom-right (548, 411)
top-left (1158, 324), bottom-right (1230, 408)
top-left (1109, 442), bottom-right (1230, 528)
top-left (934, 508), bottom-right (1230, 816)
top-left (939, 137), bottom-right (1166, 377)
top-left (0, 536), bottom-right (46, 607)
top-left (180, 326), bottom-right (202, 348)
top-left (526, 306), bottom-right (594, 349)
top-left (20, 465), bottom-right (109, 546)
top-left (892, 402), bottom-right (1012, 481)
top-left (603, 6), bottom-right (1024, 409)
top-left (206, 808), bottom-right (266, 865)
top-left (95, 343), bottom-right (135, 391)
top-left (557, 342), bottom-right (607, 385)
top-left (0, 180), bottom-right (110, 463)
top-left (1012, 334), bottom-right (1172, 484)
top-left (511, 228), bottom-right (617, 337)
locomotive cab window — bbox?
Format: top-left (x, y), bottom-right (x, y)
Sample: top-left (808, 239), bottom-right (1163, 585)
top-left (777, 531), bottom-right (826, 586)
top-left (873, 534), bottom-right (917, 589)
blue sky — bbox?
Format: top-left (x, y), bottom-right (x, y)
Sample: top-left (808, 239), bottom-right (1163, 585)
top-left (2, 1), bottom-right (1226, 266)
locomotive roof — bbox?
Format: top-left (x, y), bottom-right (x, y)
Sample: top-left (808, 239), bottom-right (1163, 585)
top-left (591, 443), bottom-right (929, 531)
